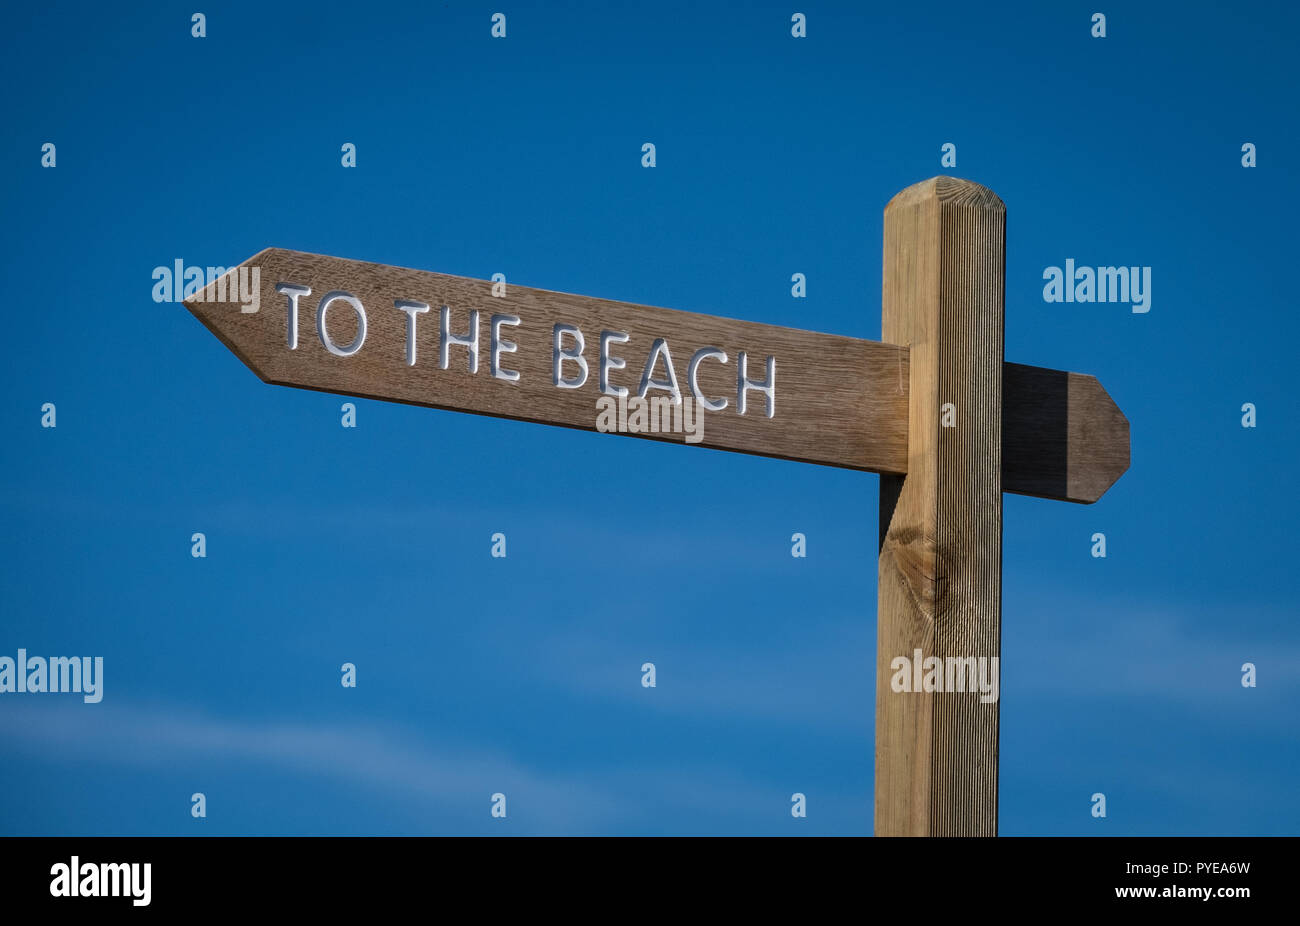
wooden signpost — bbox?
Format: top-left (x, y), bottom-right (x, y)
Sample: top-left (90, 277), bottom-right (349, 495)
top-left (186, 176), bottom-right (1129, 836)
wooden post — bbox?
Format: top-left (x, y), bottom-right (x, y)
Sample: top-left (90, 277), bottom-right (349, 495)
top-left (876, 177), bottom-right (1005, 836)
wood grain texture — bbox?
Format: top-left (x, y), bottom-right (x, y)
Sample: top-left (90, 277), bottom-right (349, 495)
top-left (185, 248), bottom-right (910, 474)
top-left (1002, 363), bottom-right (1130, 504)
top-left (184, 248), bottom-right (1127, 502)
top-left (875, 176), bottom-right (1004, 836)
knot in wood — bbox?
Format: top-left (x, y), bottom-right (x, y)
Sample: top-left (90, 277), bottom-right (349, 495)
top-left (882, 525), bottom-right (950, 619)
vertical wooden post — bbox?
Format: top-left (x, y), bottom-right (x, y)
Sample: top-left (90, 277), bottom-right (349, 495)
top-left (875, 177), bottom-right (1005, 836)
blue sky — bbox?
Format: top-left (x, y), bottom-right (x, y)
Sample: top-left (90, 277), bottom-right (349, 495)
top-left (1, 1), bottom-right (1297, 835)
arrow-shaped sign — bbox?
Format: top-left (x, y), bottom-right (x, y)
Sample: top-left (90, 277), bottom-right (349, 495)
top-left (185, 247), bottom-right (1128, 503)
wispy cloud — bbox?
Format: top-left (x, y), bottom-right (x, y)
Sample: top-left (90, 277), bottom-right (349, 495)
top-left (1005, 595), bottom-right (1300, 711)
top-left (0, 699), bottom-right (617, 833)
top-left (0, 699), bottom-right (860, 834)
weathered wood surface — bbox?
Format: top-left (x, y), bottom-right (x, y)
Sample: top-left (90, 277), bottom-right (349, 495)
top-left (875, 176), bottom-right (1004, 836)
top-left (187, 248), bottom-right (910, 473)
top-left (1002, 363), bottom-right (1129, 505)
top-left (186, 248), bottom-right (1127, 503)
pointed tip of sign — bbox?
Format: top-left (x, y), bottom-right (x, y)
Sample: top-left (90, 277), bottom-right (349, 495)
top-left (1068, 373), bottom-right (1131, 504)
top-left (887, 176), bottom-right (1005, 212)
top-left (1002, 363), bottom-right (1130, 504)
top-left (182, 248), bottom-right (282, 386)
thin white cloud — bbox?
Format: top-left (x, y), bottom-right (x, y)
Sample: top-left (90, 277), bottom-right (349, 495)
top-left (0, 699), bottom-right (616, 832)
top-left (0, 699), bottom-right (857, 833)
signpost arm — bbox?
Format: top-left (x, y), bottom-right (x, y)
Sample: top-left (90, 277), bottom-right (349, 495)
top-left (875, 177), bottom-right (1005, 836)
